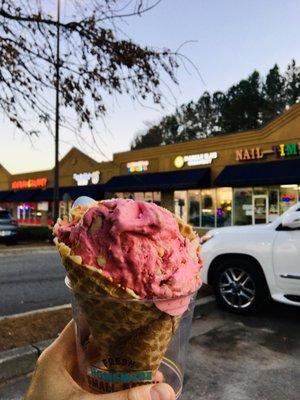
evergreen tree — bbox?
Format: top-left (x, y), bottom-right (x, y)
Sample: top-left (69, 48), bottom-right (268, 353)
top-left (211, 91), bottom-right (226, 135)
top-left (194, 92), bottom-right (214, 137)
top-left (262, 64), bottom-right (286, 123)
top-left (160, 115), bottom-right (180, 144)
top-left (130, 124), bottom-right (163, 149)
top-left (285, 59), bottom-right (300, 105)
top-left (178, 101), bottom-right (199, 141)
top-left (220, 71), bottom-right (263, 133)
top-left (131, 60), bottom-right (300, 150)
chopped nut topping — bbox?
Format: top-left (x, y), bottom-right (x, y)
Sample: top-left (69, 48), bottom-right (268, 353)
top-left (157, 247), bottom-right (165, 257)
top-left (97, 255), bottom-right (106, 266)
top-left (90, 216), bottom-right (102, 234)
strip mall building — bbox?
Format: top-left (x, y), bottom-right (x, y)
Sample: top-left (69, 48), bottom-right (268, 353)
top-left (1, 105), bottom-right (300, 231)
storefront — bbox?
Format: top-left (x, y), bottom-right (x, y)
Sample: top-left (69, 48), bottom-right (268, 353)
top-left (1, 104), bottom-right (300, 228)
top-left (0, 148), bottom-right (106, 225)
top-left (106, 104), bottom-right (300, 231)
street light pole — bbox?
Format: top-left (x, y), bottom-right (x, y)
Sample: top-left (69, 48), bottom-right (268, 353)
top-left (53, 0), bottom-right (61, 222)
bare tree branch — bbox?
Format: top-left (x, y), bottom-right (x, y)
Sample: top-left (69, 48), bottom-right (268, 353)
top-left (0, 0), bottom-right (181, 140)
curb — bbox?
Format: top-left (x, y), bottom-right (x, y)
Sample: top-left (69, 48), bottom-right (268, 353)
top-left (0, 340), bottom-right (54, 384)
top-left (0, 303), bottom-right (71, 322)
top-left (0, 297), bottom-right (216, 384)
top-left (0, 245), bottom-right (54, 256)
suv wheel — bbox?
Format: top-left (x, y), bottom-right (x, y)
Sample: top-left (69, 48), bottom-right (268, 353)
top-left (212, 257), bottom-right (268, 314)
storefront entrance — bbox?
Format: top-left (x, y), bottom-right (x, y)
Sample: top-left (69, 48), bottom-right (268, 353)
top-left (252, 195), bottom-right (268, 224)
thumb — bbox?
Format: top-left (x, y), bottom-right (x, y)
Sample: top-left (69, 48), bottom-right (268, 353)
top-left (81, 383), bottom-right (175, 400)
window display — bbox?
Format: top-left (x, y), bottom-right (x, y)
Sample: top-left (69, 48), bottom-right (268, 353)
top-left (279, 185), bottom-right (298, 214)
top-left (174, 191), bottom-right (187, 221)
top-left (188, 190), bottom-right (200, 227)
top-left (216, 187), bottom-right (232, 227)
top-left (268, 189), bottom-right (279, 222)
top-left (201, 189), bottom-right (215, 228)
top-left (233, 188), bottom-right (253, 225)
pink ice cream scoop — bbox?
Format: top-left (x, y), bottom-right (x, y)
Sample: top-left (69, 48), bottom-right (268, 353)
top-left (54, 198), bottom-right (202, 315)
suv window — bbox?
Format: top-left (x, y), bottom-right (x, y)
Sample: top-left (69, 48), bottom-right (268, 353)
top-left (0, 210), bottom-right (11, 219)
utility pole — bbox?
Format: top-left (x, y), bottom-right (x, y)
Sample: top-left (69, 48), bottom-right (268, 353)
top-left (53, 0), bottom-right (60, 222)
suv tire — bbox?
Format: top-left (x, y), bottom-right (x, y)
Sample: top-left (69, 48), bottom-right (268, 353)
top-left (212, 256), bottom-right (269, 314)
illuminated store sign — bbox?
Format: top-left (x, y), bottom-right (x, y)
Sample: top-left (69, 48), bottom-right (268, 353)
top-left (273, 143), bottom-right (300, 157)
top-left (127, 161), bottom-right (149, 173)
top-left (236, 143), bottom-right (300, 161)
top-left (73, 171), bottom-right (100, 186)
top-left (174, 152), bottom-right (218, 168)
top-left (11, 178), bottom-right (48, 190)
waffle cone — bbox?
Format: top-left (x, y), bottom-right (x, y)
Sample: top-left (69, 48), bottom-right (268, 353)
top-left (54, 216), bottom-right (199, 392)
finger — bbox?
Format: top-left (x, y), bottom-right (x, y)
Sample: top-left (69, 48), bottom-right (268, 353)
top-left (53, 319), bottom-right (77, 353)
top-left (45, 320), bottom-right (76, 358)
top-left (80, 383), bottom-right (176, 400)
top-left (41, 320), bottom-right (78, 374)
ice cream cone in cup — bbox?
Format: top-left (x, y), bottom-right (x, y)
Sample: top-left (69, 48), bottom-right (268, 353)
top-left (54, 198), bottom-right (202, 396)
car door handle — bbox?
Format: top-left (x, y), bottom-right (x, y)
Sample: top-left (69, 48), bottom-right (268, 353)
top-left (280, 274), bottom-right (300, 280)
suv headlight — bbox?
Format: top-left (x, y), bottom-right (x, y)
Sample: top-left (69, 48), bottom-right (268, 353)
top-left (200, 233), bottom-right (214, 245)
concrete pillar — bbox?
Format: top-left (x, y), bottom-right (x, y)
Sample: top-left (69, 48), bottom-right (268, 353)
top-left (40, 211), bottom-right (48, 226)
top-left (12, 206), bottom-right (18, 220)
top-left (161, 190), bottom-right (174, 213)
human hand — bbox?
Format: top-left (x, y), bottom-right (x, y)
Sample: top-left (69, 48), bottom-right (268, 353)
top-left (25, 320), bottom-right (175, 400)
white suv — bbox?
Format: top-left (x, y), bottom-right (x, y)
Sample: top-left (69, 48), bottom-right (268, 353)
top-left (201, 202), bottom-right (300, 313)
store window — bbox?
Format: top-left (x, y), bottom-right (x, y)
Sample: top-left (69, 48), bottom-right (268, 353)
top-left (174, 191), bottom-right (187, 222)
top-left (114, 192), bottom-right (124, 199)
top-left (59, 201), bottom-right (72, 218)
top-left (216, 188), bottom-right (232, 227)
top-left (134, 192), bottom-right (144, 201)
top-left (113, 192), bottom-right (161, 204)
top-left (233, 188), bottom-right (253, 225)
top-left (153, 192), bottom-right (161, 206)
top-left (188, 190), bottom-right (200, 227)
top-left (17, 203), bottom-right (42, 225)
top-left (201, 189), bottom-right (215, 228)
top-left (268, 189), bottom-right (279, 222)
top-left (279, 185), bottom-right (298, 214)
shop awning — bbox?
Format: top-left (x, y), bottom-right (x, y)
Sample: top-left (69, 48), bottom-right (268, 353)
top-left (1, 184), bottom-right (105, 203)
top-left (105, 168), bottom-right (211, 192)
top-left (5, 189), bottom-right (39, 202)
top-left (34, 185), bottom-right (105, 201)
top-left (34, 188), bottom-right (54, 202)
top-left (0, 190), bottom-right (11, 201)
top-left (214, 158), bottom-right (300, 187)
top-left (59, 184), bottom-right (105, 201)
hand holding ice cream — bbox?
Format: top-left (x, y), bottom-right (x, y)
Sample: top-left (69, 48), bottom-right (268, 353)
top-left (25, 320), bottom-right (176, 400)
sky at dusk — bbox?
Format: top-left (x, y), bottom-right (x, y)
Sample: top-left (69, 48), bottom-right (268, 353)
top-left (1, 0), bottom-right (300, 174)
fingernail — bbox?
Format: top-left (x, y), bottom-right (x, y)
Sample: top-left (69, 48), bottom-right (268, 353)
top-left (150, 384), bottom-right (171, 400)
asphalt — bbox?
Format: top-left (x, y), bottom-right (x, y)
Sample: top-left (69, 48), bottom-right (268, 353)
top-left (182, 302), bottom-right (300, 400)
top-left (1, 301), bottom-right (299, 400)
top-left (0, 248), bottom-right (70, 316)
top-left (0, 246), bottom-right (211, 316)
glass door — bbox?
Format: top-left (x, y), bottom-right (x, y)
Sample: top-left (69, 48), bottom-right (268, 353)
top-left (252, 195), bottom-right (269, 224)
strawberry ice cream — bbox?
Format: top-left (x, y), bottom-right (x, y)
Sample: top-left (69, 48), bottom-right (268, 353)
top-left (54, 198), bottom-right (202, 313)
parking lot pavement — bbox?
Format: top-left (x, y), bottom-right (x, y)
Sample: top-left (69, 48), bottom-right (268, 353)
top-left (183, 302), bottom-right (300, 400)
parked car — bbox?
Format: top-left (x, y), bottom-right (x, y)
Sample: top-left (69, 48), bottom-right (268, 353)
top-left (0, 209), bottom-right (18, 244)
top-left (201, 202), bottom-right (300, 313)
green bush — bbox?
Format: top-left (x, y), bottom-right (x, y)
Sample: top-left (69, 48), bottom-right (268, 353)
top-left (18, 226), bottom-right (53, 242)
